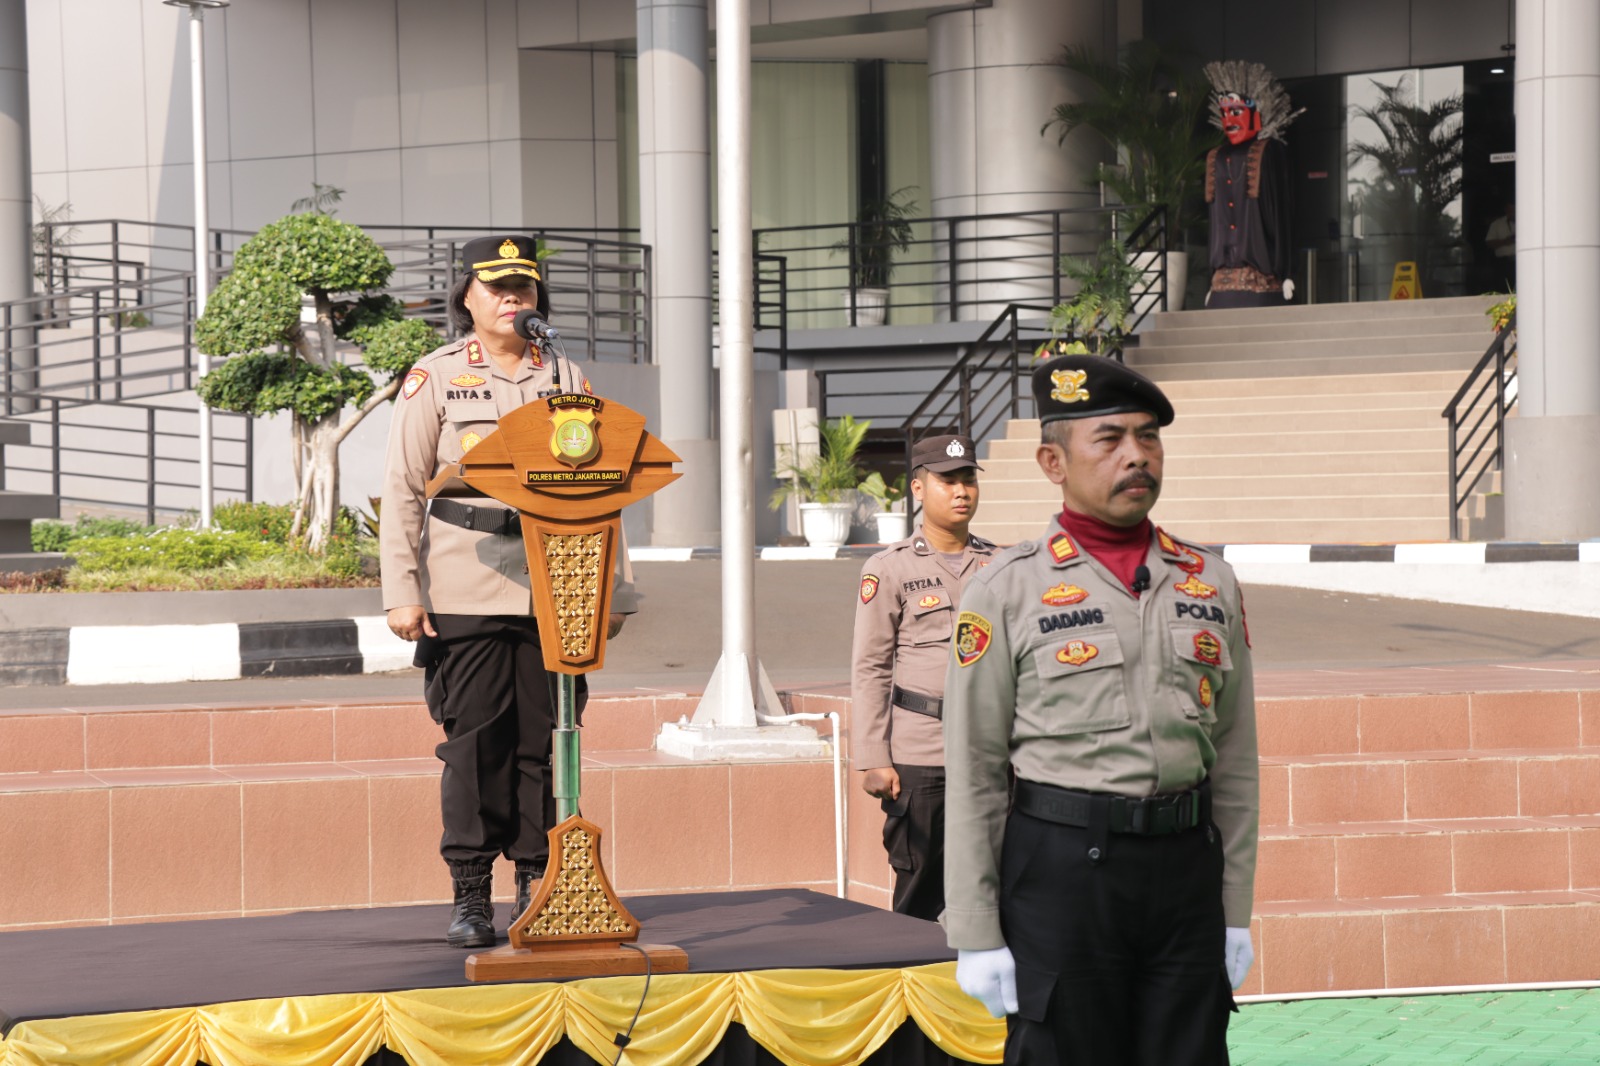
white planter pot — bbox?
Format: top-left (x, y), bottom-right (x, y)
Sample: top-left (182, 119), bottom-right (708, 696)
top-left (844, 287), bottom-right (889, 327)
top-left (873, 511), bottom-right (910, 544)
top-left (1132, 250), bottom-right (1188, 317)
top-left (799, 501), bottom-right (855, 548)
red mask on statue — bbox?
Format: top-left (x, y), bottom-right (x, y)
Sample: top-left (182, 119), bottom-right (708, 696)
top-left (1219, 94), bottom-right (1261, 146)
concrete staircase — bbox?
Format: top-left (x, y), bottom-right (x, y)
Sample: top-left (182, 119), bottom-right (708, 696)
top-left (972, 296), bottom-right (1499, 546)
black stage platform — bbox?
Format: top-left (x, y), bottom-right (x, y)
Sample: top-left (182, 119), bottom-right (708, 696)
top-left (0, 889), bottom-right (955, 1031)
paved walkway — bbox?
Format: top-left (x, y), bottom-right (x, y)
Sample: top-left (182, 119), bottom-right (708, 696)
top-left (1231, 989), bottom-right (1600, 1064)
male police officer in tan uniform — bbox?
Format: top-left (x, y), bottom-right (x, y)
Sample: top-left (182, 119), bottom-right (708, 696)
top-left (851, 434), bottom-right (992, 921)
top-left (943, 355), bottom-right (1258, 1065)
top-left (382, 235), bottom-right (635, 948)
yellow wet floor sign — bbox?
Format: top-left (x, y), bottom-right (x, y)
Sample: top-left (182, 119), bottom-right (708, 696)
top-left (1390, 261), bottom-right (1422, 300)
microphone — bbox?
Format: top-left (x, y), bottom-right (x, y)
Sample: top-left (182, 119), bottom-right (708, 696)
top-left (513, 309), bottom-right (565, 394)
top-left (512, 309), bottom-right (559, 342)
top-left (1131, 565), bottom-right (1151, 594)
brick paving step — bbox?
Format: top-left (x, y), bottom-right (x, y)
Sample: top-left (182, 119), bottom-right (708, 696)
top-left (1244, 896), bottom-right (1600, 994)
top-left (1141, 312), bottom-right (1491, 346)
top-left (1133, 331), bottom-right (1487, 365)
top-left (1256, 816), bottom-right (1600, 904)
top-left (1124, 351), bottom-right (1481, 381)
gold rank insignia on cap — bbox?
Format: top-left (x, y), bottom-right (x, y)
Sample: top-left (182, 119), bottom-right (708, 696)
top-left (954, 611), bottom-right (992, 667)
top-left (1174, 573), bottom-right (1219, 600)
top-left (463, 234), bottom-right (542, 283)
top-left (1056, 639), bottom-right (1099, 667)
top-left (1050, 368), bottom-right (1090, 404)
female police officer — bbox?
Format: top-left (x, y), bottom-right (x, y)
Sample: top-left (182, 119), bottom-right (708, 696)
top-left (381, 235), bottom-right (634, 948)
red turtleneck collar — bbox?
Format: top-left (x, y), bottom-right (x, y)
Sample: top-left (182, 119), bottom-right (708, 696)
top-left (1057, 507), bottom-right (1152, 595)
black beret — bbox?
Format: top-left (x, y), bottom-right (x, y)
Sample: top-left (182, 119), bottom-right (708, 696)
top-left (1031, 355), bottom-right (1174, 427)
top-left (911, 434), bottom-right (981, 473)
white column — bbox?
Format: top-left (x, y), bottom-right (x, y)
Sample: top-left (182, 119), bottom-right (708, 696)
top-left (0, 0), bottom-right (33, 411)
top-left (927, 0), bottom-right (1112, 318)
top-left (1504, 0), bottom-right (1600, 539)
top-left (637, 0), bottom-right (720, 547)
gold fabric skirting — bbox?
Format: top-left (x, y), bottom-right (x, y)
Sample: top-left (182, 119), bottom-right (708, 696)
top-left (0, 964), bottom-right (1003, 1066)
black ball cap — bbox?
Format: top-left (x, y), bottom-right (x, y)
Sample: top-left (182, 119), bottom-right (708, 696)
top-left (1031, 354), bottom-right (1175, 427)
top-left (911, 434), bottom-right (981, 473)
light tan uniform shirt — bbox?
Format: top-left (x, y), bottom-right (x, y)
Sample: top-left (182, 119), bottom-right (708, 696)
top-left (380, 334), bottom-right (637, 617)
top-left (852, 530), bottom-right (996, 769)
top-left (942, 523), bottom-right (1259, 949)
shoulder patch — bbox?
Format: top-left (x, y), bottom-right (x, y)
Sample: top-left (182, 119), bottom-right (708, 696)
top-left (466, 339), bottom-right (486, 366)
top-left (860, 574), bottom-right (879, 604)
top-left (1048, 532), bottom-right (1079, 564)
top-left (954, 611), bottom-right (992, 667)
top-left (401, 368), bottom-right (429, 399)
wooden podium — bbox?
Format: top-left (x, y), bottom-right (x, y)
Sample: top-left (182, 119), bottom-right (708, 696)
top-left (425, 390), bottom-right (689, 980)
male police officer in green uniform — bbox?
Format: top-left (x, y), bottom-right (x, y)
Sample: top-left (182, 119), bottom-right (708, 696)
top-left (943, 355), bottom-right (1259, 1065)
top-left (852, 434), bottom-right (993, 920)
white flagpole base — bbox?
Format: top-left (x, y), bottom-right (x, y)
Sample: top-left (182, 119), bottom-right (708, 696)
top-left (656, 652), bottom-right (829, 761)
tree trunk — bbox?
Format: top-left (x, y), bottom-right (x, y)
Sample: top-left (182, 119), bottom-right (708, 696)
top-left (298, 412), bottom-right (343, 551)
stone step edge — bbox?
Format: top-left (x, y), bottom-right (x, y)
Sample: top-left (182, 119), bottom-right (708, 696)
top-left (1259, 814), bottom-right (1600, 838)
top-left (0, 746), bottom-right (840, 792)
top-left (1253, 892), bottom-right (1600, 917)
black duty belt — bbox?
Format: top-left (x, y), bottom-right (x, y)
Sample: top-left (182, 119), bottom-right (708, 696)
top-left (1013, 778), bottom-right (1210, 836)
top-left (430, 499), bottom-right (522, 537)
top-left (892, 685), bottom-right (943, 719)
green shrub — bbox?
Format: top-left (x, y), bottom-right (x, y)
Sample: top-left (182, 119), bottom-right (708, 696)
top-left (213, 500), bottom-right (297, 544)
top-left (32, 515), bottom-right (150, 553)
top-left (70, 529), bottom-right (276, 573)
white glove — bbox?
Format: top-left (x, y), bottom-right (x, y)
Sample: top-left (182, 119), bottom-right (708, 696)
top-left (956, 946), bottom-right (1019, 1018)
top-left (1282, 278), bottom-right (1296, 301)
top-left (1225, 927), bottom-right (1254, 989)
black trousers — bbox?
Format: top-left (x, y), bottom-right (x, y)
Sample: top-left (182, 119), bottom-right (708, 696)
top-left (881, 763), bottom-right (945, 922)
top-left (422, 614), bottom-right (585, 876)
top-left (999, 810), bottom-right (1234, 1066)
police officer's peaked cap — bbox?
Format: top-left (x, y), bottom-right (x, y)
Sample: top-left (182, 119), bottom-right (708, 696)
top-left (460, 234), bottom-right (551, 318)
top-left (911, 434), bottom-right (982, 474)
top-left (1031, 354), bottom-right (1175, 427)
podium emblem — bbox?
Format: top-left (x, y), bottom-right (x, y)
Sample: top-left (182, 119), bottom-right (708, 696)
top-left (550, 407), bottom-right (600, 466)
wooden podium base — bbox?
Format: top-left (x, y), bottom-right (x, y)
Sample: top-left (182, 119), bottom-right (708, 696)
top-left (465, 942), bottom-right (689, 981)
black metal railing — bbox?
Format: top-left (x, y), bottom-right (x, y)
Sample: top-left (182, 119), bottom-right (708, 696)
top-left (0, 399), bottom-right (253, 524)
top-left (1443, 313), bottom-right (1517, 541)
top-left (752, 203), bottom-right (1168, 332)
top-left (19, 221), bottom-right (653, 400)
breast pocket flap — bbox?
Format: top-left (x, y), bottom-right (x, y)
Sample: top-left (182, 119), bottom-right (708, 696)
top-left (1032, 623), bottom-right (1125, 679)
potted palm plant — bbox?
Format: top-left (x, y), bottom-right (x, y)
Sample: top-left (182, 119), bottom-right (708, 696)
top-left (1037, 239), bottom-right (1141, 358)
top-left (770, 415), bottom-right (870, 547)
top-left (858, 470), bottom-right (908, 543)
top-left (1044, 41), bottom-right (1212, 309)
top-left (835, 187), bottom-right (918, 326)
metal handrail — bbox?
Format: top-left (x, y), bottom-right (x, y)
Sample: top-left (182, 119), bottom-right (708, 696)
top-left (1442, 313), bottom-right (1517, 541)
top-left (0, 397), bottom-right (253, 524)
top-left (752, 202), bottom-right (1168, 332)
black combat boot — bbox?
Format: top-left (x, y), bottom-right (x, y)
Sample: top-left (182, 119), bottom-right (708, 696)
top-left (509, 863), bottom-right (546, 936)
top-left (445, 870), bottom-right (495, 948)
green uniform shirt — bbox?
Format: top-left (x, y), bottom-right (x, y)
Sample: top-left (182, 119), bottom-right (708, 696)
top-left (942, 522), bottom-right (1259, 950)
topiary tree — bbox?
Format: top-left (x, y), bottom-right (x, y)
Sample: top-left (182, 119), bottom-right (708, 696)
top-left (195, 212), bottom-right (441, 550)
